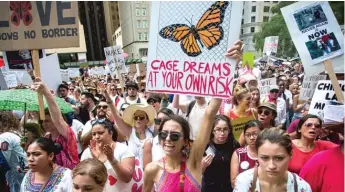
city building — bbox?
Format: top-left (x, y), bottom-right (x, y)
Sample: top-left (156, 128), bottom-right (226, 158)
top-left (113, 27), bottom-right (123, 47)
top-left (240, 1), bottom-right (279, 56)
top-left (118, 1), bottom-right (150, 60)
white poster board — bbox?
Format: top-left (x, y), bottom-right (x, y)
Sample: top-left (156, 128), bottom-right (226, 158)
top-left (146, 1), bottom-right (242, 98)
top-left (263, 36), bottom-right (279, 56)
top-left (3, 73), bottom-right (18, 88)
top-left (309, 80), bottom-right (344, 119)
top-left (281, 2), bottom-right (344, 75)
top-left (0, 71), bottom-right (8, 90)
top-left (299, 75), bottom-right (327, 100)
top-left (39, 54), bottom-right (62, 92)
top-left (104, 46), bottom-right (126, 76)
top-left (259, 77), bottom-right (277, 97)
top-left (60, 69), bottom-right (69, 82)
top-left (68, 68), bottom-right (80, 78)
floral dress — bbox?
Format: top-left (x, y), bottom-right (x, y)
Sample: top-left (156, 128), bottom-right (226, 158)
top-left (20, 166), bottom-right (72, 192)
top-left (233, 168), bottom-right (311, 192)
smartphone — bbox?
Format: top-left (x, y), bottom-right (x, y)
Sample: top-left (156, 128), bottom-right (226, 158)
top-left (205, 146), bottom-right (215, 156)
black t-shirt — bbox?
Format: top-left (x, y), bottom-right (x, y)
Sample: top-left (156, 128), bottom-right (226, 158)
top-left (77, 106), bottom-right (97, 125)
top-left (201, 139), bottom-right (240, 192)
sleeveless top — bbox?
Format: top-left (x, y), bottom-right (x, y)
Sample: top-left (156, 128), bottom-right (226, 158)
top-left (235, 146), bottom-right (257, 173)
top-left (228, 110), bottom-right (254, 120)
top-left (156, 159), bottom-right (201, 192)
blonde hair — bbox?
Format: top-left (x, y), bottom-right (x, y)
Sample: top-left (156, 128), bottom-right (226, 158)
top-left (72, 159), bottom-right (107, 187)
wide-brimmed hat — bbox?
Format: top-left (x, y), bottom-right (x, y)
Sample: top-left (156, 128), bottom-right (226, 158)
top-left (258, 102), bottom-right (277, 113)
top-left (123, 104), bottom-right (156, 127)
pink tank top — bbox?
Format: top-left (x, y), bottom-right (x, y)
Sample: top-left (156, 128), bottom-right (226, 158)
top-left (236, 146), bottom-right (257, 173)
top-left (155, 159), bottom-right (200, 192)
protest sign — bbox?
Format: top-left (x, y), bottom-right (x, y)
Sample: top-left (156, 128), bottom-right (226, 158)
top-left (299, 75), bottom-right (326, 100)
top-left (324, 105), bottom-right (344, 123)
top-left (0, 1), bottom-right (79, 51)
top-left (259, 77), bottom-right (276, 97)
top-left (68, 68), bottom-right (79, 78)
top-left (0, 71), bottom-right (8, 90)
top-left (281, 2), bottom-right (344, 74)
top-left (146, 1), bottom-right (242, 98)
top-left (3, 72), bottom-right (18, 88)
top-left (263, 36), bottom-right (279, 56)
top-left (242, 52), bottom-right (255, 69)
top-left (39, 54), bottom-right (62, 92)
top-left (231, 116), bottom-right (256, 141)
top-left (60, 69), bottom-right (69, 82)
top-left (2, 50), bottom-right (45, 70)
top-left (104, 46), bottom-right (126, 76)
top-left (309, 80), bottom-right (344, 120)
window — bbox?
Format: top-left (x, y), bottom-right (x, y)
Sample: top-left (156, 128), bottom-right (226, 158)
top-left (264, 1), bottom-right (270, 2)
top-left (241, 19), bottom-right (244, 24)
top-left (242, 9), bottom-right (244, 15)
top-left (142, 20), bottom-right (147, 28)
top-left (251, 6), bottom-right (256, 12)
top-left (140, 48), bottom-right (148, 56)
top-left (250, 27), bottom-right (255, 33)
top-left (251, 16), bottom-right (255, 22)
top-left (138, 32), bottom-right (142, 41)
top-left (144, 32), bottom-right (148, 41)
top-left (263, 16), bottom-right (269, 22)
top-left (241, 29), bottom-right (243, 35)
top-left (273, 1), bottom-right (278, 3)
top-left (136, 8), bottom-right (140, 16)
top-left (137, 20), bottom-right (141, 28)
top-left (264, 6), bottom-right (270, 12)
top-left (142, 8), bottom-right (146, 16)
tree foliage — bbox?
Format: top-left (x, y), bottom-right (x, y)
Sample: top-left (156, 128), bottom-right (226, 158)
top-left (253, 1), bottom-right (344, 58)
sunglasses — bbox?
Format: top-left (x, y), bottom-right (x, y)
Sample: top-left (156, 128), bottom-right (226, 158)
top-left (270, 89), bottom-right (279, 93)
top-left (91, 118), bottom-right (113, 129)
top-left (158, 131), bottom-right (183, 142)
top-left (304, 123), bottom-right (321, 129)
top-left (154, 118), bottom-right (162, 125)
top-left (133, 115), bottom-right (146, 121)
top-left (97, 105), bottom-right (108, 110)
top-left (258, 109), bottom-right (271, 116)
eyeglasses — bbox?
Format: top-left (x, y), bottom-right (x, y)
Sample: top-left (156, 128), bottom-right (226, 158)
top-left (214, 129), bottom-right (229, 134)
top-left (270, 89), bottom-right (279, 93)
top-left (245, 132), bottom-right (259, 138)
top-left (158, 131), bottom-right (183, 142)
top-left (97, 105), bottom-right (108, 110)
top-left (133, 115), bottom-right (146, 121)
top-left (258, 109), bottom-right (271, 116)
top-left (304, 123), bottom-right (321, 129)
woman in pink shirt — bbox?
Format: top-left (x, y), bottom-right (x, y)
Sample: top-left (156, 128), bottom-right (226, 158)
top-left (288, 114), bottom-right (338, 174)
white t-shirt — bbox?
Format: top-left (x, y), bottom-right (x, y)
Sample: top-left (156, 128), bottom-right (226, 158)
top-left (116, 96), bottom-right (147, 111)
top-left (81, 142), bottom-right (135, 192)
top-left (70, 119), bottom-right (84, 154)
top-left (233, 168), bottom-right (312, 192)
top-left (188, 102), bottom-right (208, 140)
top-left (151, 136), bottom-right (165, 162)
top-left (81, 120), bottom-right (92, 138)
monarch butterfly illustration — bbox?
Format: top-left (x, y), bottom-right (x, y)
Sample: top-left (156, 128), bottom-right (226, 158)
top-left (10, 1), bottom-right (33, 26)
top-left (159, 1), bottom-right (229, 57)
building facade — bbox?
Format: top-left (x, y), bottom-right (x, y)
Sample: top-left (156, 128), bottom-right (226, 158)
top-left (118, 1), bottom-right (150, 60)
top-left (240, 1), bottom-right (279, 56)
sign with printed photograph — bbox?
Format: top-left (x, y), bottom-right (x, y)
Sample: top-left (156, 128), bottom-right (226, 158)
top-left (146, 1), bottom-right (242, 98)
top-left (0, 1), bottom-right (80, 51)
top-left (2, 49), bottom-right (44, 70)
top-left (263, 36), bottom-right (279, 56)
top-left (281, 2), bottom-right (344, 67)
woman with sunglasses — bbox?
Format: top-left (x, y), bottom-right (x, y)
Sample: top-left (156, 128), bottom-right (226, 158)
top-left (257, 102), bottom-right (277, 129)
top-left (201, 115), bottom-right (239, 192)
top-left (143, 97), bottom-right (222, 192)
top-left (288, 114), bottom-right (338, 174)
top-left (21, 137), bottom-right (73, 192)
top-left (233, 128), bottom-right (311, 192)
top-left (80, 118), bottom-right (135, 191)
top-left (143, 108), bottom-right (175, 168)
top-left (230, 120), bottom-right (263, 187)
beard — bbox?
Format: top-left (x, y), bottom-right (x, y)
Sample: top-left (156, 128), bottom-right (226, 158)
top-left (97, 111), bottom-right (106, 119)
top-left (81, 101), bottom-right (89, 109)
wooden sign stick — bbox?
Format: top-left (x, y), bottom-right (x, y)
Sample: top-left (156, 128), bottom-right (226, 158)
top-left (324, 59), bottom-right (344, 103)
top-left (31, 50), bottom-right (45, 120)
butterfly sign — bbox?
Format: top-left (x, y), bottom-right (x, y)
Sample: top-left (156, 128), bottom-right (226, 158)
top-left (10, 1), bottom-right (33, 26)
top-left (159, 1), bottom-right (229, 57)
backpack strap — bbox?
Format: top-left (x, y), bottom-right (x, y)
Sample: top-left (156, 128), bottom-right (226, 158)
top-left (114, 96), bottom-right (120, 107)
top-left (251, 163), bottom-right (258, 192)
top-left (293, 173), bottom-right (298, 192)
top-left (137, 97), bottom-right (141, 103)
top-left (185, 100), bottom-right (196, 118)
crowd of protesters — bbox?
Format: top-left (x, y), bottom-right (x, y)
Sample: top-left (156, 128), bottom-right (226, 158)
top-left (0, 40), bottom-right (343, 192)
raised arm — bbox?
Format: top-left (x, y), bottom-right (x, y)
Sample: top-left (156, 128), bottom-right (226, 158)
top-left (230, 151), bottom-right (240, 188)
top-left (187, 98), bottom-right (222, 170)
top-left (33, 78), bottom-right (68, 138)
top-left (98, 82), bottom-right (132, 137)
top-left (172, 94), bottom-right (188, 113)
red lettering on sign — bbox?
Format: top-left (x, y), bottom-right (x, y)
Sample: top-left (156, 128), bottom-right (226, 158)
top-left (0, 142), bottom-right (9, 151)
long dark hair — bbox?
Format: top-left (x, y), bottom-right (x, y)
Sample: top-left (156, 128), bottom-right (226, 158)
top-left (296, 114), bottom-right (322, 139)
top-left (31, 137), bottom-right (63, 162)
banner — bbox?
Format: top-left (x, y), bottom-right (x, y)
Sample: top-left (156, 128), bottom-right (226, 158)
top-left (0, 1), bottom-right (80, 51)
top-left (2, 50), bottom-right (44, 70)
top-left (259, 77), bottom-right (276, 97)
top-left (281, 2), bottom-right (344, 74)
top-left (146, 1), bottom-right (242, 98)
top-left (309, 80), bottom-right (344, 120)
top-left (299, 75), bottom-right (326, 100)
top-left (263, 36), bottom-right (279, 56)
top-left (231, 116), bottom-right (256, 141)
top-left (104, 46), bottom-right (126, 77)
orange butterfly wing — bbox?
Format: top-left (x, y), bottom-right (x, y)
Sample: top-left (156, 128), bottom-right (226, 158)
top-left (159, 24), bottom-right (202, 56)
top-left (196, 1), bottom-right (229, 50)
